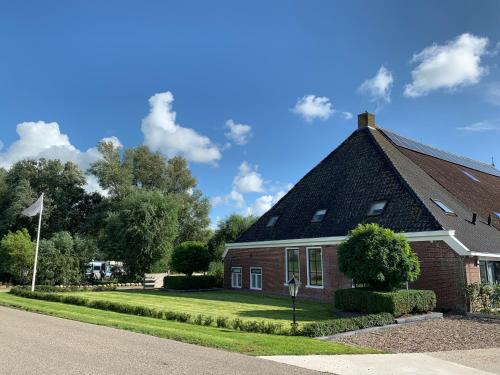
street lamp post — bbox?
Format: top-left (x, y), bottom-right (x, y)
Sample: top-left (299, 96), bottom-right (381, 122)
top-left (287, 275), bottom-right (300, 335)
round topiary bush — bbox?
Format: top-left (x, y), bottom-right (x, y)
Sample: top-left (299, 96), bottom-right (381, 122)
top-left (171, 241), bottom-right (211, 276)
top-left (338, 223), bottom-right (420, 291)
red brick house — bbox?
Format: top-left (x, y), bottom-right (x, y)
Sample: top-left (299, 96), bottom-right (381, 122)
top-left (223, 112), bottom-right (500, 310)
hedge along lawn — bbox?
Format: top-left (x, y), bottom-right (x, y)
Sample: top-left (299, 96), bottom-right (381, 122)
top-left (0, 293), bottom-right (378, 356)
top-left (61, 289), bottom-right (335, 327)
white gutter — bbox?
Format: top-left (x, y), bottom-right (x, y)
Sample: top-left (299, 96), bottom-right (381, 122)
top-left (223, 230), bottom-right (481, 258)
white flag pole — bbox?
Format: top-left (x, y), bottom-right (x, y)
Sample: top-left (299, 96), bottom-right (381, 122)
top-left (31, 193), bottom-right (44, 292)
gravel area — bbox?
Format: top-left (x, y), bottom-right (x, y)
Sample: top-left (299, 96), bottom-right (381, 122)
top-left (335, 314), bottom-right (500, 353)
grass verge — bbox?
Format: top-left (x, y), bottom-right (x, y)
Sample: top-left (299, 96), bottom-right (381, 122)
top-left (0, 293), bottom-right (378, 356)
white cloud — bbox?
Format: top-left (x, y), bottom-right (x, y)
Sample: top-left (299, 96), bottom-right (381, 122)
top-left (141, 91), bottom-right (221, 164)
top-left (0, 121), bottom-right (120, 194)
top-left (404, 33), bottom-right (489, 98)
top-left (232, 161), bottom-right (264, 193)
top-left (225, 119), bottom-right (252, 145)
top-left (245, 187), bottom-right (290, 217)
top-left (211, 190), bottom-right (245, 210)
top-left (292, 95), bottom-right (334, 122)
top-left (359, 65), bottom-right (394, 103)
top-left (341, 111), bottom-right (353, 120)
top-left (457, 121), bottom-right (500, 132)
top-left (485, 82), bottom-right (500, 106)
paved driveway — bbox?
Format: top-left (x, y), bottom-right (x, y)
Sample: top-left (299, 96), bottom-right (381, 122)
top-left (0, 306), bottom-right (315, 375)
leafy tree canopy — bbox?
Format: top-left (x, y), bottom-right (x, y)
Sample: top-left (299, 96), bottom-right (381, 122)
top-left (338, 224), bottom-right (420, 291)
top-left (171, 241), bottom-right (211, 276)
top-left (207, 214), bottom-right (257, 260)
top-left (0, 229), bottom-right (35, 284)
top-left (101, 189), bottom-right (180, 278)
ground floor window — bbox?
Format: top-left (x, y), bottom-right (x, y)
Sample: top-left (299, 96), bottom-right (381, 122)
top-left (250, 267), bottom-right (262, 290)
top-left (479, 261), bottom-right (500, 283)
top-left (286, 248), bottom-right (299, 283)
top-left (231, 267), bottom-right (242, 288)
top-left (307, 247), bottom-right (323, 287)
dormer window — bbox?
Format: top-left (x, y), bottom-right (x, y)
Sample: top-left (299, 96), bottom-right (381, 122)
top-left (462, 170), bottom-right (480, 182)
top-left (311, 209), bottom-right (327, 222)
top-left (367, 201), bottom-right (387, 216)
top-left (432, 199), bottom-right (454, 214)
top-left (266, 215), bottom-right (279, 227)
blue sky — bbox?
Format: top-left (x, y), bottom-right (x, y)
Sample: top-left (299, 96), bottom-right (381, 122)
top-left (1, 1), bottom-right (499, 226)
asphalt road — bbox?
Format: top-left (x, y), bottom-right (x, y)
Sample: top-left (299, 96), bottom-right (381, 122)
top-left (0, 306), bottom-right (317, 375)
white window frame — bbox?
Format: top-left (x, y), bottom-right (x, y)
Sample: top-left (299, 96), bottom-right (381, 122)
top-left (250, 267), bottom-right (262, 290)
top-left (284, 247), bottom-right (300, 285)
top-left (306, 247), bottom-right (324, 289)
top-left (231, 267), bottom-right (242, 288)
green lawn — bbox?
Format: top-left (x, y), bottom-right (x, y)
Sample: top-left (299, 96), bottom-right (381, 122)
top-left (0, 292), bottom-right (377, 356)
top-left (62, 289), bottom-right (334, 326)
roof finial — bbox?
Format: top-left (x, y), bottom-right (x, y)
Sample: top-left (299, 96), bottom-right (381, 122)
top-left (492, 156), bottom-right (495, 168)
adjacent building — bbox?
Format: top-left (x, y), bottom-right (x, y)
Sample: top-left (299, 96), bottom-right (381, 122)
top-left (223, 112), bottom-right (500, 310)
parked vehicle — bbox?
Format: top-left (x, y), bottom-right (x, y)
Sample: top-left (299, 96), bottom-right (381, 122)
top-left (84, 261), bottom-right (124, 280)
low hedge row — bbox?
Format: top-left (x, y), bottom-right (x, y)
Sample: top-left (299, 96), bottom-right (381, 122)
top-left (27, 285), bottom-right (118, 293)
top-left (163, 275), bottom-right (222, 290)
top-left (9, 287), bottom-right (283, 335)
top-left (334, 288), bottom-right (436, 317)
top-left (301, 312), bottom-right (394, 337)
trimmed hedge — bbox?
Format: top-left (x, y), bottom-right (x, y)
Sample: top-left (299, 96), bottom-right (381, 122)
top-left (163, 275), bottom-right (222, 290)
top-left (335, 288), bottom-right (436, 317)
top-left (301, 313), bottom-right (394, 337)
top-left (8, 287), bottom-right (283, 335)
top-left (29, 285), bottom-right (118, 293)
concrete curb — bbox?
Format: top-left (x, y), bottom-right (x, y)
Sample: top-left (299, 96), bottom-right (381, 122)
top-left (317, 312), bottom-right (443, 340)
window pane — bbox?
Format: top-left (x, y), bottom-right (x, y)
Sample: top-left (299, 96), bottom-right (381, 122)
top-left (250, 268), bottom-right (262, 289)
top-left (311, 209), bottom-right (327, 222)
top-left (432, 199), bottom-right (454, 214)
top-left (287, 249), bottom-right (299, 282)
top-left (266, 216), bottom-right (279, 227)
top-left (308, 248), bottom-right (323, 286)
top-left (367, 201), bottom-right (387, 216)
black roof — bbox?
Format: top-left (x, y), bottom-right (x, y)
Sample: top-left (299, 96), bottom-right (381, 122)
top-left (235, 126), bottom-right (500, 255)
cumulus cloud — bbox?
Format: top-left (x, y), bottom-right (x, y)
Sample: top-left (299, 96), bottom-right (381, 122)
top-left (404, 33), bottom-right (489, 98)
top-left (225, 119), bottom-right (252, 145)
top-left (141, 91), bottom-right (221, 164)
top-left (457, 121), bottom-right (500, 132)
top-left (211, 190), bottom-right (245, 210)
top-left (232, 162), bottom-right (264, 193)
top-left (0, 121), bottom-right (120, 194)
top-left (292, 95), bottom-right (334, 122)
top-left (245, 186), bottom-right (291, 217)
top-left (359, 65), bottom-right (394, 103)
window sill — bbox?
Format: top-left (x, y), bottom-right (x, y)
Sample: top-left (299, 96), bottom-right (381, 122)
top-left (231, 286), bottom-right (242, 289)
top-left (250, 287), bottom-right (262, 291)
top-left (305, 284), bottom-right (324, 289)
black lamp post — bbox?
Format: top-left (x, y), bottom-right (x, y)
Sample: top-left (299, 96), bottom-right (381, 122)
top-left (287, 275), bottom-right (300, 334)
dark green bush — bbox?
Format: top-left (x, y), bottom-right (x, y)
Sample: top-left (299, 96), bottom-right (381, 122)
top-left (171, 241), bottom-right (211, 276)
top-left (338, 224), bottom-right (420, 290)
top-left (301, 313), bottom-right (394, 337)
top-left (216, 316), bottom-right (229, 328)
top-left (163, 275), bottom-right (221, 290)
top-left (334, 288), bottom-right (436, 317)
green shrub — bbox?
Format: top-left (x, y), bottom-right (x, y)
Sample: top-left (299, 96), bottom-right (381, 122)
top-left (170, 241), bottom-right (211, 276)
top-left (301, 313), bottom-right (394, 337)
top-left (465, 282), bottom-right (500, 312)
top-left (338, 224), bottom-right (420, 290)
top-left (216, 316), bottom-right (229, 328)
top-left (163, 275), bottom-right (221, 290)
top-left (207, 261), bottom-right (224, 285)
top-left (203, 316), bottom-right (213, 326)
top-left (335, 288), bottom-right (436, 317)
top-left (231, 318), bottom-right (243, 330)
top-left (194, 314), bottom-right (204, 325)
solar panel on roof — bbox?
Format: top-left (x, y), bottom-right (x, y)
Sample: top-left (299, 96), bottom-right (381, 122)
top-left (381, 128), bottom-right (500, 177)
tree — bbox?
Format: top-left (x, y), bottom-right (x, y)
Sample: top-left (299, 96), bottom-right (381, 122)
top-left (338, 223), bottom-right (420, 291)
top-left (101, 189), bottom-right (180, 278)
top-left (0, 159), bottom-right (93, 238)
top-left (0, 229), bottom-right (35, 284)
top-left (171, 241), bottom-right (211, 276)
top-left (207, 214), bottom-right (257, 260)
top-left (37, 232), bottom-right (82, 286)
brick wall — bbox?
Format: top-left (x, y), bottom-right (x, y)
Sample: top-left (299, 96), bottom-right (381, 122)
top-left (224, 240), bottom-right (478, 310)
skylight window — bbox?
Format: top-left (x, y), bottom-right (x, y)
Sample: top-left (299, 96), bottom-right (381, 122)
top-left (266, 215), bottom-right (279, 227)
top-left (462, 170), bottom-right (480, 182)
top-left (311, 209), bottom-right (327, 222)
top-left (432, 199), bottom-right (454, 214)
top-left (367, 201), bottom-right (387, 216)
top-left (495, 212), bottom-right (500, 219)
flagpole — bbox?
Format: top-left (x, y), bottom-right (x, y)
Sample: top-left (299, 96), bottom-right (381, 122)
top-left (31, 193), bottom-right (43, 292)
